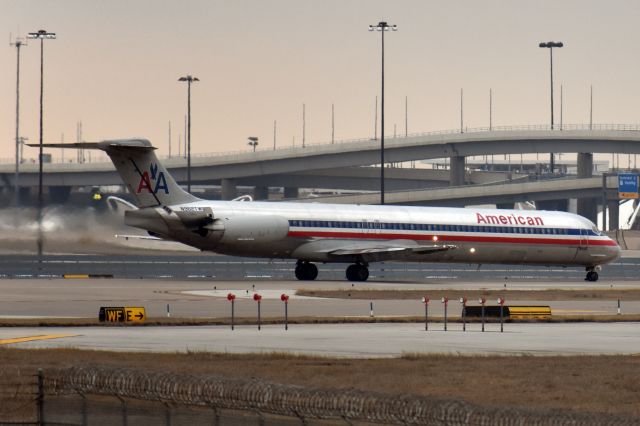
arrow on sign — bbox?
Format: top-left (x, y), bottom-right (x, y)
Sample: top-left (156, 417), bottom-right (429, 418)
top-left (135, 312), bottom-right (144, 320)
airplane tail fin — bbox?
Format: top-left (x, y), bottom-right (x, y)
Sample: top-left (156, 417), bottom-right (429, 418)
top-left (29, 139), bottom-right (200, 208)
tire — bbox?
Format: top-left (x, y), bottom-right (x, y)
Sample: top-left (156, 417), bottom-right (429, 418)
top-left (295, 262), bottom-right (318, 281)
top-left (306, 263), bottom-right (318, 281)
top-left (585, 271), bottom-right (599, 282)
top-left (356, 266), bottom-right (369, 282)
top-left (346, 264), bottom-right (369, 282)
top-left (346, 265), bottom-right (358, 281)
top-left (295, 264), bottom-right (306, 280)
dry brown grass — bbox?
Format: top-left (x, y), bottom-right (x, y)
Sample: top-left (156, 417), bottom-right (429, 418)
top-left (2, 313), bottom-right (640, 327)
top-left (297, 288), bottom-right (640, 301)
top-left (0, 348), bottom-right (639, 419)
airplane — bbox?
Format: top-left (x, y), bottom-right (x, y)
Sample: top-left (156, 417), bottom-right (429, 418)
top-left (32, 139), bottom-right (620, 282)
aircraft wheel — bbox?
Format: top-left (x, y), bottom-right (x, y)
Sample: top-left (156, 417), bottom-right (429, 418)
top-left (295, 262), bottom-right (318, 281)
top-left (346, 264), bottom-right (369, 282)
top-left (585, 271), bottom-right (599, 282)
top-left (306, 263), bottom-right (318, 280)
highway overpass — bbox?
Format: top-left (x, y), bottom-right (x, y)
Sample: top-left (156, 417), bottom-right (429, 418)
top-left (2, 124), bottom-right (639, 224)
top-left (3, 124), bottom-right (640, 189)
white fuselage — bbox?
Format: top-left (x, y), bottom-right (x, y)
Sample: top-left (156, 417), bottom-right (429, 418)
top-left (148, 201), bottom-right (620, 268)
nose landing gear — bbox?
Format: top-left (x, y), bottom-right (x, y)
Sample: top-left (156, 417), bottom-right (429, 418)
top-left (346, 263), bottom-right (369, 282)
top-left (585, 267), bottom-right (599, 282)
top-left (295, 261), bottom-right (318, 281)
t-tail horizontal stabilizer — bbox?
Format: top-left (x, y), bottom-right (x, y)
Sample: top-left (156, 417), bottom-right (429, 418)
top-left (28, 139), bottom-right (199, 208)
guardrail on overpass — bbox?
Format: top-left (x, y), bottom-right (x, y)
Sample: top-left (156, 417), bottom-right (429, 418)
top-left (2, 124), bottom-right (638, 211)
top-left (4, 123), bottom-right (640, 166)
top-left (3, 124), bottom-right (640, 185)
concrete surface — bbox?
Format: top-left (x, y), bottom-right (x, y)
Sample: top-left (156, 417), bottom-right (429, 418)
top-left (0, 279), bottom-right (639, 319)
top-left (2, 322), bottom-right (639, 357)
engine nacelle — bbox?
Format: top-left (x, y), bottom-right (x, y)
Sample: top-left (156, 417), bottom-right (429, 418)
top-left (174, 206), bottom-right (214, 228)
top-left (213, 215), bottom-right (289, 244)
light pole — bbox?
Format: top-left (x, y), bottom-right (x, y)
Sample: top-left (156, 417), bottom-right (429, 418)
top-left (27, 29), bottom-right (56, 258)
top-left (247, 136), bottom-right (259, 152)
top-left (369, 21), bottom-right (397, 205)
top-left (10, 35), bottom-right (26, 207)
top-left (539, 41), bottom-right (563, 173)
top-left (178, 75), bottom-right (199, 193)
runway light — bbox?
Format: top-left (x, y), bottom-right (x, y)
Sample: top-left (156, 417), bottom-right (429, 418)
top-left (469, 247), bottom-right (476, 253)
top-left (432, 236), bottom-right (438, 241)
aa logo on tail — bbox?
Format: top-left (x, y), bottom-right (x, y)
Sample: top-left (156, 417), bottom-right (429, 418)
top-left (137, 163), bottom-right (169, 194)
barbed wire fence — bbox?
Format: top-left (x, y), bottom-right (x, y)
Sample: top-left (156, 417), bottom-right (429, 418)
top-left (27, 367), bottom-right (640, 426)
top-left (3, 365), bottom-right (640, 425)
top-left (0, 367), bottom-right (40, 425)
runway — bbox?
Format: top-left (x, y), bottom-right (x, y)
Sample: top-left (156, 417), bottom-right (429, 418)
top-left (1, 260), bottom-right (639, 358)
top-left (2, 253), bottom-right (639, 281)
top-left (2, 322), bottom-right (639, 356)
top-left (1, 278), bottom-right (639, 319)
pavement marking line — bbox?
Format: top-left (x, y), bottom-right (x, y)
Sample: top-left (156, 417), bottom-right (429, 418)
top-left (0, 334), bottom-right (79, 345)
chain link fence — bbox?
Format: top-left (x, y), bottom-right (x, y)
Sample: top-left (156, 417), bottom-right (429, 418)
top-left (0, 367), bottom-right (40, 425)
top-left (7, 366), bottom-right (631, 425)
top-left (2, 366), bottom-right (639, 425)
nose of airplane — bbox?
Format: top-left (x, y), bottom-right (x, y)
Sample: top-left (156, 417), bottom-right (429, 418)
top-left (607, 238), bottom-right (622, 262)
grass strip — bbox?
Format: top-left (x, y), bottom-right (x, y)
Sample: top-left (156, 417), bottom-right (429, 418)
top-left (1, 348), bottom-right (639, 420)
top-left (0, 314), bottom-right (639, 327)
top-left (297, 288), bottom-right (640, 300)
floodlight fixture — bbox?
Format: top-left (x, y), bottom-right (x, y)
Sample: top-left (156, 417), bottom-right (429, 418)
top-left (538, 40), bottom-right (564, 172)
top-left (369, 21), bottom-right (397, 205)
top-left (178, 75), bottom-right (199, 193)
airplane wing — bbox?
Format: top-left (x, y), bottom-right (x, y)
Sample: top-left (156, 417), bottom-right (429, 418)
top-left (329, 244), bottom-right (456, 256)
top-left (295, 239), bottom-right (456, 262)
top-left (115, 234), bottom-right (162, 241)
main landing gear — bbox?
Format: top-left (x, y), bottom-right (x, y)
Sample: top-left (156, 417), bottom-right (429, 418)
top-left (346, 263), bottom-right (369, 282)
top-left (294, 261), bottom-right (370, 282)
top-left (585, 267), bottom-right (599, 282)
top-left (295, 261), bottom-right (318, 281)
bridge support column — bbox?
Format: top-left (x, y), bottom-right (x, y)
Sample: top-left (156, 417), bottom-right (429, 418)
top-left (449, 156), bottom-right (466, 186)
top-left (220, 179), bottom-right (237, 200)
top-left (537, 199), bottom-right (569, 212)
top-left (283, 187), bottom-right (299, 199)
top-left (576, 153), bottom-right (598, 223)
top-left (49, 186), bottom-right (71, 204)
top-left (18, 187), bottom-right (30, 205)
top-left (254, 186), bottom-right (269, 200)
top-left (607, 199), bottom-right (620, 230)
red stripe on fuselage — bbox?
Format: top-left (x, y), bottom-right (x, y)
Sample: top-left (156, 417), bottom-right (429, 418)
top-left (287, 230), bottom-right (618, 246)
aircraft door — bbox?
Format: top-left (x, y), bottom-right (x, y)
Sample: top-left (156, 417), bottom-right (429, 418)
top-left (579, 229), bottom-right (589, 248)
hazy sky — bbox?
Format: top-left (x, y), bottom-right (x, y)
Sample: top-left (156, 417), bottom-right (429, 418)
top-left (2, 0), bottom-right (640, 162)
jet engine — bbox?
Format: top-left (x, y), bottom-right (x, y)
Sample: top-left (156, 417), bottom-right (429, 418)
top-left (208, 215), bottom-right (289, 244)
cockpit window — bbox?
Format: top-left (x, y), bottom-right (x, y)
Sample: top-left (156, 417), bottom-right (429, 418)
top-left (591, 225), bottom-right (601, 236)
